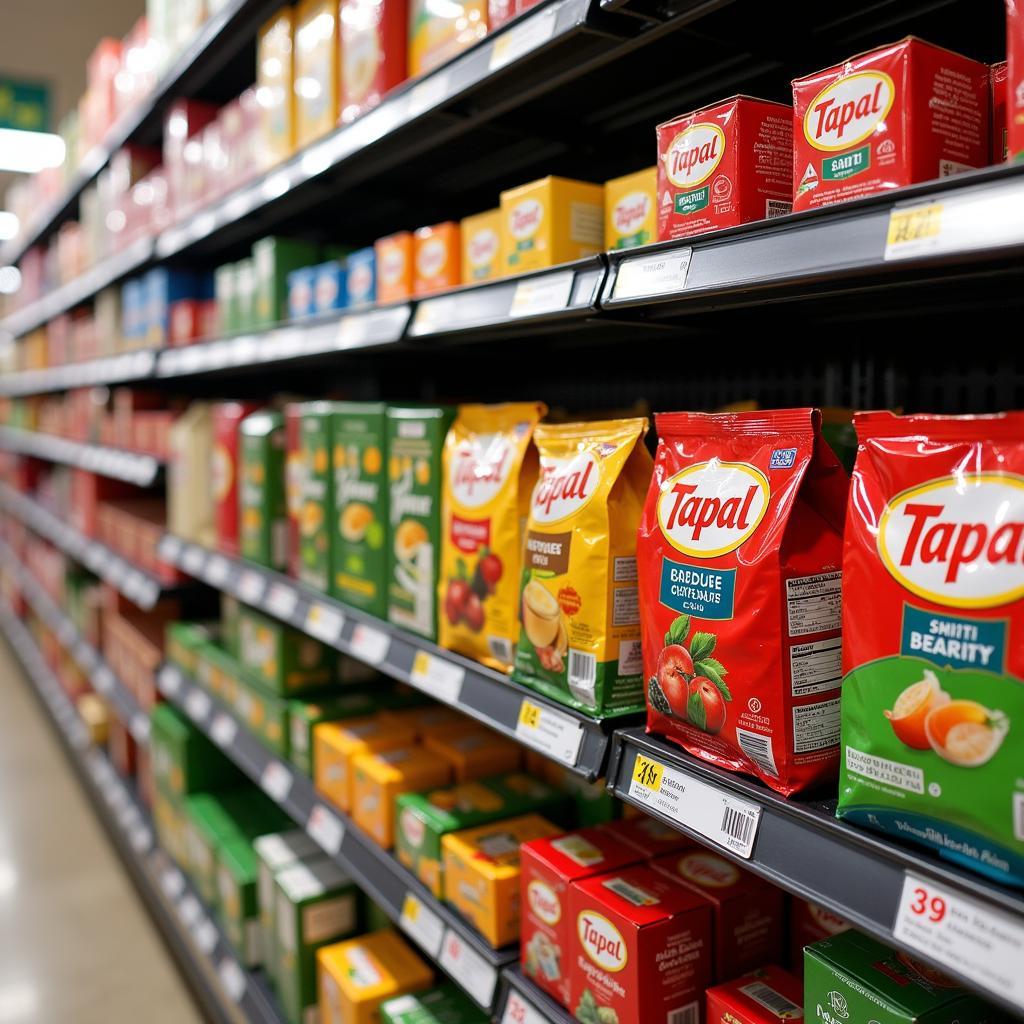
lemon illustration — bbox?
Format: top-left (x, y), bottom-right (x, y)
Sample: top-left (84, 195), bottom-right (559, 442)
top-left (333, 444), bottom-right (346, 468)
top-left (364, 446), bottom-right (382, 475)
top-left (884, 670), bottom-right (949, 750)
top-left (415, 458), bottom-right (430, 485)
top-left (389, 455), bottom-right (402, 480)
top-left (314, 448), bottom-right (328, 474)
top-left (925, 699), bottom-right (1008, 767)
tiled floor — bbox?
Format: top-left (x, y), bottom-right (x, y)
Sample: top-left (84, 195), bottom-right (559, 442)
top-left (0, 640), bottom-right (203, 1023)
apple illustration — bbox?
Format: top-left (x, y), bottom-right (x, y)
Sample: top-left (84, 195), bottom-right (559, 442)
top-left (688, 676), bottom-right (726, 734)
top-left (657, 644), bottom-right (694, 718)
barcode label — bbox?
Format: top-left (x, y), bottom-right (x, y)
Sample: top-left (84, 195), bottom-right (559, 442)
top-left (738, 981), bottom-right (802, 1019)
top-left (721, 806), bottom-right (756, 847)
top-left (567, 648), bottom-right (596, 708)
top-left (765, 199), bottom-right (792, 219)
top-left (488, 636), bottom-right (512, 664)
top-left (668, 1000), bottom-right (700, 1024)
top-left (602, 876), bottom-right (657, 906)
top-left (736, 727), bottom-right (779, 778)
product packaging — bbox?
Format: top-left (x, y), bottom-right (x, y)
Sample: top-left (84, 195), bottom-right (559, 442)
top-left (460, 209), bottom-right (503, 284)
top-left (992, 62), bottom-right (1008, 163)
top-left (294, 0), bottom-right (339, 146)
top-left (414, 222), bottom-right (461, 295)
top-left (213, 401), bottom-right (261, 556)
top-left (254, 237), bottom-right (320, 327)
top-left (440, 402), bottom-right (546, 670)
top-left (599, 815), bottom-right (693, 857)
top-left (314, 260), bottom-right (348, 314)
top-left (340, 0), bottom-right (407, 123)
top-left (787, 898), bottom-right (850, 975)
top-left (288, 267), bottom-right (316, 319)
top-left (511, 418), bottom-right (652, 716)
top-left (298, 402), bottom-right (337, 592)
top-left (638, 409), bottom-right (848, 796)
top-left (237, 604), bottom-right (335, 694)
top-left (1010, 2), bottom-right (1024, 160)
top-left (604, 167), bottom-right (657, 250)
top-left (347, 247), bottom-right (377, 307)
top-left (423, 729), bottom-right (522, 782)
top-left (705, 965), bottom-right (803, 1024)
top-left (408, 0), bottom-right (487, 77)
top-left (217, 840), bottom-right (261, 967)
top-left (258, 7), bottom-right (297, 164)
top-left (837, 411), bottom-right (1024, 885)
top-left (380, 984), bottom-right (488, 1024)
top-left (239, 410), bottom-right (288, 570)
top-left (288, 691), bottom-right (380, 776)
top-left (376, 232), bottom-right (414, 304)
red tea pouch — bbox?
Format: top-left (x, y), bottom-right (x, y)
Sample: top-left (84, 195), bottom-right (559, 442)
top-left (638, 409), bottom-right (848, 796)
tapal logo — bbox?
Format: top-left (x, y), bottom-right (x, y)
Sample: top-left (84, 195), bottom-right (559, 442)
top-left (808, 903), bottom-right (849, 935)
top-left (657, 460), bottom-right (769, 557)
top-left (664, 123), bottom-right (726, 188)
top-left (878, 473), bottom-right (1024, 609)
top-left (380, 246), bottom-right (406, 284)
top-left (531, 451), bottom-right (600, 524)
top-left (804, 71), bottom-right (895, 151)
top-left (676, 850), bottom-right (740, 888)
top-left (826, 992), bottom-right (849, 1019)
top-left (416, 237), bottom-right (447, 279)
top-left (469, 228), bottom-right (499, 267)
top-left (449, 435), bottom-right (514, 509)
top-left (577, 912), bottom-right (627, 972)
top-left (510, 199), bottom-right (543, 240)
top-left (527, 880), bottom-right (561, 925)
top-left (613, 191), bottom-right (651, 234)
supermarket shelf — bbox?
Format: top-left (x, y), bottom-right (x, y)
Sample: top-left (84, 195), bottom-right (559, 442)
top-left (154, 304), bottom-right (412, 379)
top-left (156, 661), bottom-right (517, 1012)
top-left (157, 535), bottom-right (632, 780)
top-left (0, 483), bottom-right (182, 610)
top-left (0, 427), bottom-right (163, 486)
top-left (607, 727), bottom-right (1024, 1017)
top-left (0, 349), bottom-right (159, 397)
top-left (601, 163), bottom-right (1024, 317)
top-left (0, 605), bottom-right (284, 1024)
top-left (407, 258), bottom-right (604, 339)
top-left (496, 967), bottom-right (573, 1024)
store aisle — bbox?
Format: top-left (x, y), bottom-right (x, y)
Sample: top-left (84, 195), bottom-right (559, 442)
top-left (0, 640), bottom-right (202, 1024)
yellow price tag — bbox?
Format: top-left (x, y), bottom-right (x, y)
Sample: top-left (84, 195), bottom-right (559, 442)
top-left (887, 203), bottom-right (943, 248)
top-left (632, 753), bottom-right (664, 792)
top-left (402, 893), bottom-right (420, 923)
top-left (519, 700), bottom-right (542, 730)
top-left (412, 651), bottom-right (431, 678)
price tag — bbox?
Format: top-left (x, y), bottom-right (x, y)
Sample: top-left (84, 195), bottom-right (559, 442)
top-left (409, 651), bottom-right (465, 704)
top-left (501, 989), bottom-right (548, 1024)
top-left (336, 314), bottom-right (371, 349)
top-left (408, 72), bottom-right (450, 117)
top-left (194, 918), bottom-right (219, 956)
top-left (627, 751), bottom-right (761, 858)
top-left (350, 623), bottom-right (390, 666)
top-left (211, 713), bottom-right (238, 749)
top-left (260, 760), bottom-right (293, 804)
top-left (57, 619), bottom-right (76, 646)
top-left (178, 894), bottom-right (202, 928)
top-left (93, 666), bottom-right (115, 695)
top-left (489, 5), bottom-right (557, 71)
top-left (218, 957), bottom-right (246, 1003)
top-left (306, 602), bottom-right (344, 644)
top-left (182, 546), bottom-right (204, 575)
top-left (205, 556), bottom-right (230, 587)
top-left (237, 570), bottom-right (265, 605)
top-left (892, 873), bottom-right (1024, 1007)
top-left (439, 929), bottom-right (497, 1008)
top-left (612, 249), bottom-right (693, 300)
top-left (159, 666), bottom-right (182, 698)
top-left (509, 271), bottom-right (574, 318)
top-left (129, 825), bottom-right (152, 854)
top-left (131, 714), bottom-right (150, 745)
top-left (186, 688), bottom-right (211, 724)
top-left (307, 804), bottom-right (345, 855)
top-left (265, 582), bottom-right (298, 620)
top-left (162, 868), bottom-right (186, 901)
top-left (400, 892), bottom-right (444, 957)
top-left (515, 698), bottom-right (585, 766)
top-left (884, 202), bottom-right (945, 260)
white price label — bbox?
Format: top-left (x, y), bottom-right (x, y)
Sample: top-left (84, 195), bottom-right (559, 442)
top-left (307, 804), bottom-right (344, 855)
top-left (627, 752), bottom-right (761, 858)
top-left (211, 713), bottom-right (238, 749)
top-left (260, 761), bottom-right (293, 804)
top-left (893, 873), bottom-right (1024, 1007)
top-left (205, 556), bottom-right (230, 587)
top-left (336, 314), bottom-right (370, 349)
top-left (509, 271), bottom-right (574, 318)
top-left (408, 72), bottom-right (450, 116)
top-left (107, 560), bottom-right (127, 587)
top-left (193, 918), bottom-right (219, 956)
top-left (57, 619), bottom-right (76, 646)
top-left (218, 957), bottom-right (246, 1003)
top-left (178, 894), bottom-right (202, 928)
top-left (129, 825), bottom-right (152, 854)
top-left (93, 666), bottom-right (115, 695)
top-left (237, 570), bottom-right (265, 605)
top-left (186, 689), bottom-right (211, 723)
top-left (515, 698), bottom-right (585, 766)
top-left (306, 603), bottom-right (344, 644)
top-left (501, 990), bottom-right (548, 1024)
top-left (400, 892), bottom-right (444, 957)
top-left (489, 6), bottom-right (557, 71)
top-left (160, 536), bottom-right (182, 561)
top-left (130, 714), bottom-right (150, 744)
top-left (439, 929), bottom-right (497, 1008)
top-left (350, 623), bottom-right (390, 666)
top-left (612, 249), bottom-right (693, 300)
top-left (182, 546), bottom-right (204, 575)
top-left (162, 868), bottom-right (186, 901)
top-left (410, 651), bottom-right (465, 704)
top-left (265, 582), bottom-right (298, 620)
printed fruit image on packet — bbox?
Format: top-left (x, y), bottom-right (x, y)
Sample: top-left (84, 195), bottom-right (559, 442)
top-left (838, 411), bottom-right (1024, 885)
top-left (439, 402), bottom-right (546, 671)
top-left (511, 418), bottom-right (652, 716)
top-left (637, 409), bottom-right (848, 796)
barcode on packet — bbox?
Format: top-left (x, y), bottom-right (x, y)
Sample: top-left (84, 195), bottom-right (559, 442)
top-left (738, 981), bottom-right (802, 1019)
top-left (667, 1001), bottom-right (700, 1024)
top-left (568, 649), bottom-right (596, 690)
top-left (721, 805), bottom-right (755, 847)
top-left (765, 199), bottom-right (792, 219)
top-left (736, 727), bottom-right (779, 778)
top-left (488, 636), bottom-right (512, 665)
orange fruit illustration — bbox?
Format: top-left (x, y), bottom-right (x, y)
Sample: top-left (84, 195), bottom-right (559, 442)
top-left (883, 670), bottom-right (949, 749)
top-left (925, 699), bottom-right (1008, 767)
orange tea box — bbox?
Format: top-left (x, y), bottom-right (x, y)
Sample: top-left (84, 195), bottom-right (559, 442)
top-left (439, 401), bottom-right (546, 671)
top-left (318, 928), bottom-right (433, 1024)
top-left (460, 209), bottom-right (502, 284)
top-left (409, 0), bottom-right (487, 77)
top-left (258, 7), bottom-right (297, 164)
top-left (442, 814), bottom-right (561, 947)
top-left (351, 747), bottom-right (452, 847)
top-left (423, 728), bottom-right (523, 782)
top-left (294, 0), bottom-right (340, 146)
top-left (340, 0), bottom-right (407, 123)
top-left (500, 176), bottom-right (604, 274)
top-left (604, 167), bottom-right (657, 250)
top-left (1010, 2), bottom-right (1024, 161)
top-left (657, 96), bottom-right (792, 241)
top-left (651, 847), bottom-right (784, 981)
top-left (375, 232), bottom-right (414, 303)
top-left (313, 716), bottom-right (417, 812)
top-left (792, 38), bottom-right (990, 212)
top-left (414, 222), bottom-right (461, 296)
top-left (706, 965), bottom-right (803, 1024)
top-left (520, 828), bottom-right (642, 1006)
top-left (378, 705), bottom-right (467, 739)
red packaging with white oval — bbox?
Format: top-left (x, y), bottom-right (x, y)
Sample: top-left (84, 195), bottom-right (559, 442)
top-left (656, 95), bottom-right (793, 242)
top-left (638, 409), bottom-right (848, 796)
top-left (791, 37), bottom-right (990, 212)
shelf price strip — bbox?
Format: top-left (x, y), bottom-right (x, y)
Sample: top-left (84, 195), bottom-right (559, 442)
top-left (501, 988), bottom-right (550, 1024)
top-left (439, 929), bottom-right (498, 1008)
top-left (515, 698), bottom-right (584, 767)
top-left (409, 651), bottom-right (464, 704)
top-left (307, 804), bottom-right (344, 856)
top-left (400, 892), bottom-right (445, 958)
top-left (627, 751), bottom-right (761, 859)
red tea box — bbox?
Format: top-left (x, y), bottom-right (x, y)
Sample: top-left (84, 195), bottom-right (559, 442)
top-left (992, 62), bottom-right (1008, 163)
top-left (705, 965), bottom-right (803, 1024)
top-left (651, 848), bottom-right (783, 981)
top-left (792, 38), bottom-right (990, 212)
top-left (213, 401), bottom-right (261, 556)
top-left (340, 0), bottom-right (407, 123)
top-left (657, 96), bottom-right (792, 241)
top-left (1009, 1), bottom-right (1024, 161)
top-left (520, 829), bottom-right (642, 1006)
top-left (599, 815), bottom-right (693, 857)
top-left (569, 865), bottom-right (712, 1024)
top-left (787, 898), bottom-right (850, 975)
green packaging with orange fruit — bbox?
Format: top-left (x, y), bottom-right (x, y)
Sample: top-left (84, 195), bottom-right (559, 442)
top-left (838, 411), bottom-right (1024, 886)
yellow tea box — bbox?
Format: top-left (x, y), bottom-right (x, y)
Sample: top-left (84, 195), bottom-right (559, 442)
top-left (423, 729), bottom-right (522, 782)
top-left (258, 7), bottom-right (296, 164)
top-left (604, 166), bottom-right (657, 250)
top-left (318, 928), bottom-right (433, 1024)
top-left (351, 746), bottom-right (452, 848)
top-left (500, 176), bottom-right (604, 274)
top-left (294, 0), bottom-right (339, 146)
top-left (460, 209), bottom-right (502, 284)
top-left (442, 813), bottom-right (560, 946)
